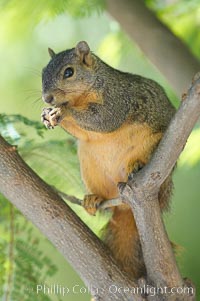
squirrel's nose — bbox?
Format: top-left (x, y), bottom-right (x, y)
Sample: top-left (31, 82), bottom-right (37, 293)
top-left (42, 94), bottom-right (54, 104)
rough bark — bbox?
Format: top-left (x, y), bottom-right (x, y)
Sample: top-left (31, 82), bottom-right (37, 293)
top-left (106, 0), bottom-right (200, 96)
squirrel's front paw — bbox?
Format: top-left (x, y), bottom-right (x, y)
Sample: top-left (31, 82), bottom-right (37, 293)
top-left (41, 107), bottom-right (54, 129)
top-left (82, 194), bottom-right (104, 215)
top-left (41, 106), bottom-right (65, 129)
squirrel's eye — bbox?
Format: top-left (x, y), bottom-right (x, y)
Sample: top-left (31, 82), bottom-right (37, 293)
top-left (63, 67), bottom-right (74, 79)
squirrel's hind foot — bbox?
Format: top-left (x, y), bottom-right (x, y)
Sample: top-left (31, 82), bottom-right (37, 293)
top-left (82, 194), bottom-right (104, 215)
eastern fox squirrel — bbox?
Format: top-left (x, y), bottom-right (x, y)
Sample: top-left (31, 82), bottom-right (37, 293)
top-left (41, 41), bottom-right (176, 279)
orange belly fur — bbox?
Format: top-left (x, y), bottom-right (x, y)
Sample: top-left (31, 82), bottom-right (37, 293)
top-left (78, 122), bottom-right (162, 199)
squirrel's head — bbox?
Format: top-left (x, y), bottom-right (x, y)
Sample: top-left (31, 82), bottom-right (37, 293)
top-left (42, 41), bottom-right (100, 108)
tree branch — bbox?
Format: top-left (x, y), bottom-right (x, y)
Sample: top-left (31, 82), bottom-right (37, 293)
top-left (118, 76), bottom-right (200, 300)
top-left (106, 0), bottom-right (200, 95)
top-left (0, 137), bottom-right (144, 301)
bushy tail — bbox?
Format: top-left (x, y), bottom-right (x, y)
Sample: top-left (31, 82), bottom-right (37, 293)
top-left (103, 206), bottom-right (146, 279)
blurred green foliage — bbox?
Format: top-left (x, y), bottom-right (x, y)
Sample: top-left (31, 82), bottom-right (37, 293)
top-left (146, 0), bottom-right (200, 59)
top-left (0, 0), bottom-right (200, 300)
top-left (0, 196), bottom-right (59, 301)
top-left (0, 0), bottom-right (105, 41)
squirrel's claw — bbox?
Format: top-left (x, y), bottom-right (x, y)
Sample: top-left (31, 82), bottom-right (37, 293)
top-left (48, 107), bottom-right (63, 127)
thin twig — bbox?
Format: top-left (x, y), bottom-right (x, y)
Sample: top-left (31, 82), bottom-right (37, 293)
top-left (55, 189), bottom-right (82, 206)
top-left (53, 186), bottom-right (122, 209)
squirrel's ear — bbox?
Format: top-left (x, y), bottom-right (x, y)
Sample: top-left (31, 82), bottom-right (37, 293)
top-left (75, 41), bottom-right (93, 66)
top-left (48, 48), bottom-right (56, 58)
